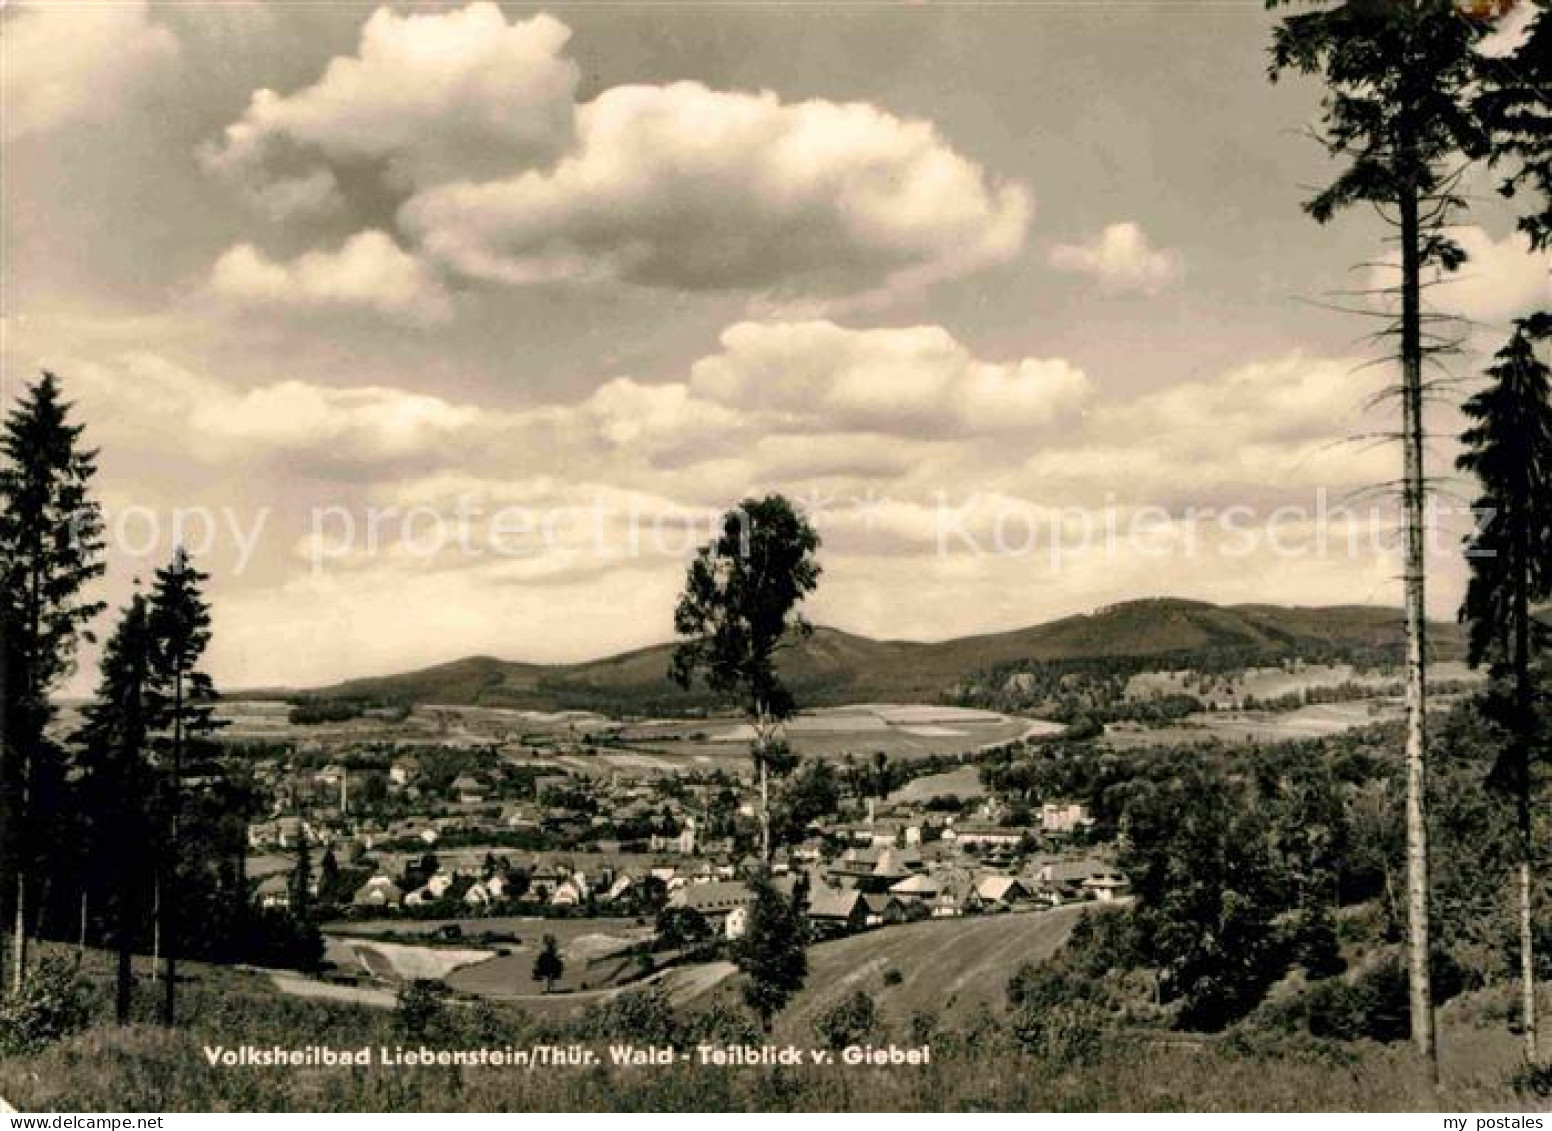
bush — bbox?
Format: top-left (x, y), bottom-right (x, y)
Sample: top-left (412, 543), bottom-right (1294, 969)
top-left (1005, 960), bottom-right (1111, 1066)
top-left (1510, 1060), bottom-right (1552, 1100)
top-left (394, 979), bottom-right (450, 1043)
top-left (577, 988), bottom-right (680, 1046)
top-left (813, 990), bottom-right (878, 1051)
top-left (1008, 1000), bottom-right (1109, 1067)
top-left (883, 968), bottom-right (903, 986)
top-left (1305, 959), bottom-right (1408, 1043)
top-left (1065, 907), bottom-right (1142, 978)
top-left (0, 956), bottom-right (90, 1055)
top-left (684, 999), bottom-right (762, 1046)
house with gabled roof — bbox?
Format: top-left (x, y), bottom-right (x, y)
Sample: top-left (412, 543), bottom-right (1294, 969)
top-left (351, 874), bottom-right (403, 909)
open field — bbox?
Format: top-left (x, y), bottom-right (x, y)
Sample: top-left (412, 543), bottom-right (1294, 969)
top-left (325, 937), bottom-right (494, 983)
top-left (1126, 660), bottom-right (1480, 708)
top-left (1103, 700), bottom-right (1404, 749)
top-left (320, 915), bottom-right (654, 999)
top-left (609, 705), bottom-right (1049, 773)
top-left (887, 764), bottom-right (988, 804)
top-left (324, 914), bottom-right (645, 940)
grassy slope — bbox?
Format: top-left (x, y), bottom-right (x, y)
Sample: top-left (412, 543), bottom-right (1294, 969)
top-left (0, 933), bottom-right (1534, 1112)
top-left (0, 990), bottom-right (1529, 1112)
top-left (291, 599), bottom-right (1467, 712)
top-left (770, 905), bottom-right (1087, 1039)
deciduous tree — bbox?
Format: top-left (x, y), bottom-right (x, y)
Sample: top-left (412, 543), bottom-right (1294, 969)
top-left (671, 495), bottom-right (820, 863)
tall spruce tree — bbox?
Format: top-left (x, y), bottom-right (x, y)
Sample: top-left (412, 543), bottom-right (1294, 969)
top-left (73, 592), bottom-right (157, 1023)
top-left (1457, 320), bottom-right (1552, 1064)
top-left (0, 372), bottom-right (105, 991)
top-left (1268, 0), bottom-right (1488, 1069)
top-left (671, 496), bottom-right (820, 863)
top-left (1476, 0), bottom-right (1552, 259)
top-left (146, 547), bottom-right (220, 1026)
top-left (290, 830), bottom-right (313, 923)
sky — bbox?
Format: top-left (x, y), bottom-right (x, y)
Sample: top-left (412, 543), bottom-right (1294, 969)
top-left (2, 1), bottom-right (1547, 692)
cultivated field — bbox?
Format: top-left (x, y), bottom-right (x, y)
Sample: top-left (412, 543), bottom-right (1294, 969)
top-left (606, 704), bottom-right (1050, 773)
top-left (1125, 660), bottom-right (1479, 707)
top-left (1102, 700), bottom-right (1403, 749)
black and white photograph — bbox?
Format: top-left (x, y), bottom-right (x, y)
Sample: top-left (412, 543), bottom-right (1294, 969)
top-left (0, 0), bottom-right (1549, 1116)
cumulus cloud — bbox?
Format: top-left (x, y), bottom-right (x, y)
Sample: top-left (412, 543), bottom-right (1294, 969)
top-left (39, 338), bottom-right (1453, 688)
top-left (66, 352), bottom-right (480, 472)
top-left (2, 1), bottom-right (178, 141)
top-left (1424, 226), bottom-right (1548, 328)
top-left (204, 4), bottom-right (579, 196)
top-left (205, 6), bottom-right (1029, 303)
top-left (1048, 222), bottom-right (1183, 295)
top-left (210, 231), bottom-right (454, 325)
top-left (1023, 352), bottom-right (1396, 499)
top-left (400, 81), bottom-right (1030, 298)
top-left (688, 320), bottom-right (1089, 436)
top-left (63, 318), bottom-right (1088, 492)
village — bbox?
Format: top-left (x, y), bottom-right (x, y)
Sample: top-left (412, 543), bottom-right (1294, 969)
top-left (238, 706), bottom-right (1129, 980)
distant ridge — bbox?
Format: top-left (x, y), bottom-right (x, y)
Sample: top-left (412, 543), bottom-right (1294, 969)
top-left (270, 598), bottom-right (1467, 714)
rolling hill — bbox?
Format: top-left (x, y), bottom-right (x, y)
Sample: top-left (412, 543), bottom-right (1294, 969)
top-left (282, 598), bottom-right (1468, 714)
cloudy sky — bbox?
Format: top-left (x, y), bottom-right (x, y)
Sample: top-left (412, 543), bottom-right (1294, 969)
top-left (2, 1), bottom-right (1545, 691)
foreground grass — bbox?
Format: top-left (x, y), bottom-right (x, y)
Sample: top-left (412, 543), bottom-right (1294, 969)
top-left (0, 972), bottom-right (1538, 1112)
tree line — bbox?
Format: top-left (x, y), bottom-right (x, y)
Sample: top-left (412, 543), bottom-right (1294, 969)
top-left (0, 373), bottom-right (294, 1029)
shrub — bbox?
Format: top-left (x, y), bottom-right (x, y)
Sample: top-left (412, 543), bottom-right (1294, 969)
top-left (1005, 961), bottom-right (1112, 1066)
top-left (1064, 907), bottom-right (1143, 978)
top-left (684, 999), bottom-right (762, 1046)
top-left (1305, 959), bottom-right (1408, 1043)
top-left (1008, 1000), bottom-right (1109, 1067)
top-left (1510, 1060), bottom-right (1552, 1100)
top-left (0, 956), bottom-right (90, 1055)
top-left (394, 979), bottom-right (450, 1044)
top-left (813, 990), bottom-right (878, 1051)
top-left (578, 988), bottom-right (680, 1046)
top-left (883, 967), bottom-right (903, 986)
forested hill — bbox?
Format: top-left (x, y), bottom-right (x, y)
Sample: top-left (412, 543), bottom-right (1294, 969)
top-left (275, 598), bottom-right (1468, 715)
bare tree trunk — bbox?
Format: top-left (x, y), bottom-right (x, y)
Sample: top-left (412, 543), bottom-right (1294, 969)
top-left (162, 666), bottom-right (182, 1025)
top-left (114, 905), bottom-right (132, 1025)
top-left (11, 873), bottom-right (25, 993)
top-left (1513, 511), bottom-right (1538, 1063)
top-left (149, 876), bottom-right (160, 985)
top-left (759, 757), bottom-right (770, 865)
top-left (1398, 175), bottom-right (1437, 1075)
top-left (1519, 851), bottom-right (1538, 1062)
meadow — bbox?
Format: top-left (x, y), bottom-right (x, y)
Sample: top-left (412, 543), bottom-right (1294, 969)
top-left (0, 944), bottom-right (1535, 1113)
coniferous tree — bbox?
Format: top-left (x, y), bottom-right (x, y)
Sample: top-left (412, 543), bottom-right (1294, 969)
top-left (671, 496), bottom-right (820, 863)
top-left (73, 593), bottom-right (157, 1023)
top-left (317, 847), bottom-right (340, 908)
top-left (1268, 0), bottom-right (1489, 1069)
top-left (0, 372), bottom-right (106, 991)
top-left (1476, 0), bottom-right (1552, 260)
top-left (145, 547), bottom-right (221, 1025)
top-left (1458, 320), bottom-right (1552, 1064)
top-left (290, 832), bottom-right (313, 923)
top-left (532, 934), bottom-right (564, 993)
